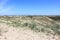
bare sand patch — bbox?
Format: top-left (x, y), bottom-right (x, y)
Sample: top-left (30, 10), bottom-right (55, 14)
top-left (0, 23), bottom-right (60, 40)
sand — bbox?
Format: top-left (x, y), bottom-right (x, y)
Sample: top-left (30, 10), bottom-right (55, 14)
top-left (0, 23), bottom-right (60, 40)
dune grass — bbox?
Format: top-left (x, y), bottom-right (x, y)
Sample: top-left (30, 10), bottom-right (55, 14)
top-left (0, 16), bottom-right (60, 35)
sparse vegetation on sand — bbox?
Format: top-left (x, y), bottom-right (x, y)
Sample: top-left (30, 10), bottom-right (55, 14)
top-left (0, 16), bottom-right (60, 40)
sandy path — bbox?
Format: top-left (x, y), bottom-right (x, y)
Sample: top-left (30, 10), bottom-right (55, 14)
top-left (0, 23), bottom-right (60, 40)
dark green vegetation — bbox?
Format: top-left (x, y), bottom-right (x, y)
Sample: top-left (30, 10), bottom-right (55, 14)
top-left (0, 16), bottom-right (60, 35)
top-left (49, 16), bottom-right (60, 21)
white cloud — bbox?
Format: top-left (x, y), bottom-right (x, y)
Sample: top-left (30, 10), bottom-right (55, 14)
top-left (0, 0), bottom-right (8, 5)
top-left (0, 0), bottom-right (14, 15)
top-left (0, 0), bottom-right (8, 8)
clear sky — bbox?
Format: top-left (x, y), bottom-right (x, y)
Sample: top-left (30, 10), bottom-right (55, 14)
top-left (0, 0), bottom-right (60, 15)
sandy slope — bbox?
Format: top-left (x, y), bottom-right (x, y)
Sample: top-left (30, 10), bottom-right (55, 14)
top-left (0, 23), bottom-right (60, 40)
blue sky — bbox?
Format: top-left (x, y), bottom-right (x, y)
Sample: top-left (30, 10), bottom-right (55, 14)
top-left (0, 0), bottom-right (60, 15)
